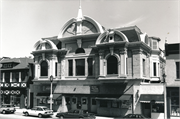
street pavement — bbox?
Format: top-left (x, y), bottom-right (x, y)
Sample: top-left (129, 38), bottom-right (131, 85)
top-left (15, 108), bottom-right (115, 119)
top-left (14, 109), bottom-right (180, 119)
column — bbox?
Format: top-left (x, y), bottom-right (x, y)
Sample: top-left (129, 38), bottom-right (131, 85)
top-left (10, 72), bottom-right (12, 82)
top-left (19, 72), bottom-right (21, 82)
top-left (2, 72), bottom-right (5, 82)
top-left (99, 50), bottom-right (104, 77)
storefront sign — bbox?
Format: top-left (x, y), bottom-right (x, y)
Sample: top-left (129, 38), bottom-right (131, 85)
top-left (90, 85), bottom-right (99, 93)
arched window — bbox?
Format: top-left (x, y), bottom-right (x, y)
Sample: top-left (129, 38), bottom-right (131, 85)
top-left (75, 48), bottom-right (85, 54)
top-left (40, 61), bottom-right (48, 76)
top-left (107, 56), bottom-right (118, 74)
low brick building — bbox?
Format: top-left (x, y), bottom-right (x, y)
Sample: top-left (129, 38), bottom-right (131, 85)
top-left (0, 57), bottom-right (34, 108)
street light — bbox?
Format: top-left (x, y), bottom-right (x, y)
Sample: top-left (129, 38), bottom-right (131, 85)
top-left (49, 75), bottom-right (53, 110)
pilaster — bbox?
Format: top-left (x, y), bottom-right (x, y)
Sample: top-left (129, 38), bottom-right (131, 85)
top-left (119, 48), bottom-right (127, 77)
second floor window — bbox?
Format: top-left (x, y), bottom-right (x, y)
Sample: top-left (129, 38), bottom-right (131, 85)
top-left (76, 59), bottom-right (85, 76)
top-left (153, 62), bottom-right (157, 76)
top-left (107, 56), bottom-right (118, 74)
top-left (143, 59), bottom-right (146, 76)
top-left (176, 62), bottom-right (180, 79)
top-left (40, 61), bottom-right (48, 76)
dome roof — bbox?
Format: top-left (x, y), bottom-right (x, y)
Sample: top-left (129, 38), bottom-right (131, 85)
top-left (33, 39), bottom-right (58, 51)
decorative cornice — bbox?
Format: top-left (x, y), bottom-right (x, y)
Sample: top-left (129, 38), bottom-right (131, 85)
top-left (31, 49), bottom-right (58, 55)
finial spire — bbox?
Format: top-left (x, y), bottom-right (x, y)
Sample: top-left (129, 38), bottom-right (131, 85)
top-left (77, 0), bottom-right (83, 21)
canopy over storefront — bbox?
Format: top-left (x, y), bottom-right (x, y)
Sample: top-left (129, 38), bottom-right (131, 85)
top-left (139, 94), bottom-right (164, 103)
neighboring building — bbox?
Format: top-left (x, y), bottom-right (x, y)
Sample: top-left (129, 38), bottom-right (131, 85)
top-left (165, 43), bottom-right (180, 118)
top-left (0, 57), bottom-right (34, 108)
top-left (30, 6), bottom-right (166, 118)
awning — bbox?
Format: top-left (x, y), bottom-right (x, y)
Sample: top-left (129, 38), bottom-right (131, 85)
top-left (95, 95), bottom-right (132, 101)
top-left (36, 93), bottom-right (50, 99)
top-left (139, 94), bottom-right (164, 103)
top-left (53, 94), bottom-right (62, 99)
top-left (54, 85), bottom-right (90, 94)
top-left (36, 93), bottom-right (61, 99)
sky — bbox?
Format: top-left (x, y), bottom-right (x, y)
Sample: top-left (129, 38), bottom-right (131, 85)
top-left (0, 0), bottom-right (179, 58)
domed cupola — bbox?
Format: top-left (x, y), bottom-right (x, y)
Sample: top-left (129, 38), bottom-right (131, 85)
top-left (58, 5), bottom-right (104, 39)
top-left (96, 29), bottom-right (128, 46)
top-left (33, 39), bottom-right (58, 51)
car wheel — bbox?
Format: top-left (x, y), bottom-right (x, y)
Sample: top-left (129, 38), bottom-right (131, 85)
top-left (59, 115), bottom-right (64, 119)
top-left (2, 110), bottom-right (6, 114)
top-left (25, 112), bottom-right (29, 116)
top-left (38, 114), bottom-right (42, 118)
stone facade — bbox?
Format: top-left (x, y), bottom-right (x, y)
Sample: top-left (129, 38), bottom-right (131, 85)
top-left (30, 6), bottom-right (165, 118)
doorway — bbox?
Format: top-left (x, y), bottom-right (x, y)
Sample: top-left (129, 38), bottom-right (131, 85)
top-left (141, 103), bottom-right (151, 118)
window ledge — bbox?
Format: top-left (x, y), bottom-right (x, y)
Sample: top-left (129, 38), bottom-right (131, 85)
top-left (175, 79), bottom-right (180, 81)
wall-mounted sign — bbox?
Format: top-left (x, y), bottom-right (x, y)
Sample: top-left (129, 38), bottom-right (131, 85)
top-left (90, 85), bottom-right (99, 93)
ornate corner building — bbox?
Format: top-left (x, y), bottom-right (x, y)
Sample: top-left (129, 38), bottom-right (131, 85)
top-left (0, 57), bottom-right (34, 108)
top-left (30, 6), bottom-right (166, 118)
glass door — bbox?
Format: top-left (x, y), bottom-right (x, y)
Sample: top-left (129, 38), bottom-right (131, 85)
top-left (170, 91), bottom-right (180, 116)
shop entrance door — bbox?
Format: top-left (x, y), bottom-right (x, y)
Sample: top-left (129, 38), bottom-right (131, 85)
top-left (90, 98), bottom-right (97, 113)
top-left (141, 103), bottom-right (151, 118)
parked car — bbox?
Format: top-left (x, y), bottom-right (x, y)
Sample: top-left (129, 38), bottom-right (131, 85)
top-left (0, 104), bottom-right (16, 114)
top-left (123, 114), bottom-right (148, 119)
top-left (23, 106), bottom-right (53, 118)
top-left (56, 109), bottom-right (96, 119)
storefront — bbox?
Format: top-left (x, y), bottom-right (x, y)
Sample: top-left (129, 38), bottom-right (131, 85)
top-left (53, 81), bottom-right (134, 117)
top-left (0, 82), bottom-right (28, 108)
top-left (167, 87), bottom-right (180, 118)
top-left (140, 94), bottom-right (164, 119)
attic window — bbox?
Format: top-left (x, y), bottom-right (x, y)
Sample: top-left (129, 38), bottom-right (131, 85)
top-left (45, 43), bottom-right (51, 49)
top-left (110, 36), bottom-right (113, 40)
top-left (153, 41), bottom-right (157, 49)
top-left (75, 48), bottom-right (85, 54)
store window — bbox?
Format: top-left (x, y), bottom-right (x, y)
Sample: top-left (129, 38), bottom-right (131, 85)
top-left (100, 100), bottom-right (108, 107)
top-left (91, 99), bottom-right (96, 105)
top-left (40, 61), bottom-right (48, 76)
top-left (72, 98), bottom-right (77, 104)
top-left (107, 56), bottom-right (118, 74)
top-left (111, 101), bottom-right (119, 108)
top-left (82, 98), bottom-right (87, 104)
top-left (176, 62), bottom-right (180, 79)
top-left (171, 91), bottom-right (180, 116)
top-left (76, 59), bottom-right (85, 76)
top-left (152, 103), bottom-right (164, 113)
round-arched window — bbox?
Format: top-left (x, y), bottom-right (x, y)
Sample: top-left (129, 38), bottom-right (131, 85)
top-left (107, 56), bottom-right (118, 74)
top-left (75, 48), bottom-right (85, 54)
top-left (40, 61), bottom-right (48, 76)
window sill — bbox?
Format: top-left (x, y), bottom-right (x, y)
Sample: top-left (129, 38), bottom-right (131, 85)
top-left (175, 79), bottom-right (180, 81)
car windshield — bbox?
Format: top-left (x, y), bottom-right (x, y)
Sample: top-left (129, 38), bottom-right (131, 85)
top-left (42, 107), bottom-right (50, 110)
top-left (2, 105), bottom-right (13, 107)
